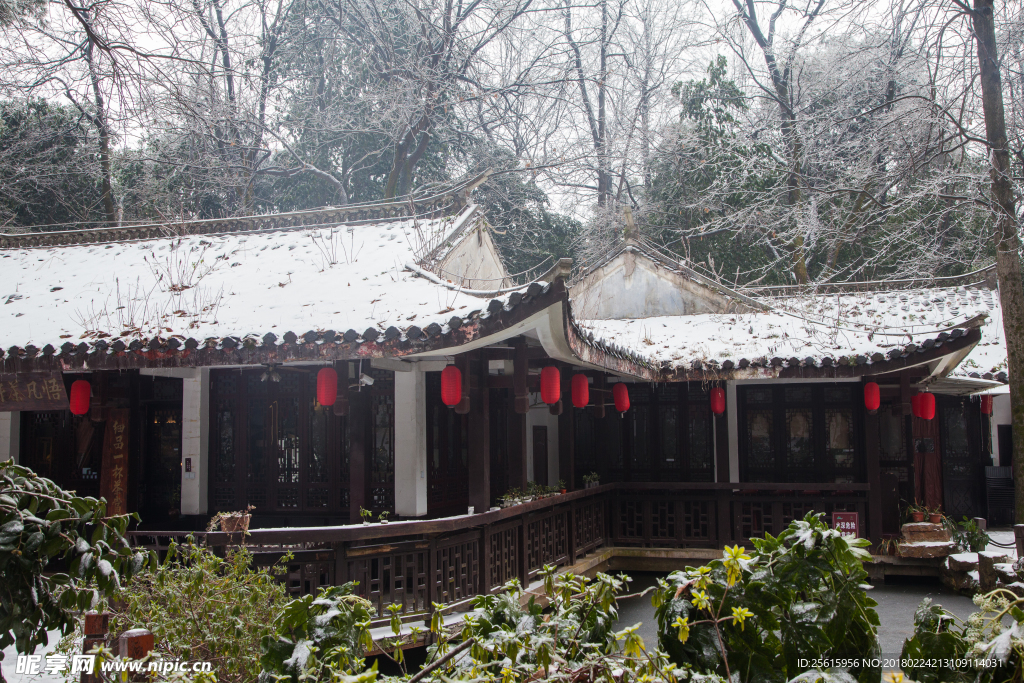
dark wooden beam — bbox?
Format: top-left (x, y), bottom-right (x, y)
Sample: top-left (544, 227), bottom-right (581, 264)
top-left (558, 365), bottom-right (574, 490)
top-left (348, 390), bottom-right (369, 519)
top-left (864, 388), bottom-right (883, 545)
top-left (715, 393), bottom-right (731, 544)
top-left (467, 351), bottom-right (490, 513)
top-left (508, 403), bottom-right (527, 491)
top-left (454, 353), bottom-right (471, 415)
top-left (513, 338), bottom-right (529, 414)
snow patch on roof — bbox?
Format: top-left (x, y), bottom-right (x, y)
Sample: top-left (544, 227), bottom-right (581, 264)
top-left (576, 285), bottom-right (1002, 372)
top-left (0, 207), bottom-right (514, 349)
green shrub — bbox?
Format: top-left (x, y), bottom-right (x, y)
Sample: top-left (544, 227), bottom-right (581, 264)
top-left (901, 591), bottom-right (1024, 683)
top-left (258, 582), bottom-right (375, 683)
top-left (106, 541), bottom-right (289, 683)
top-left (944, 516), bottom-right (990, 553)
top-left (653, 512), bottom-right (880, 683)
top-left (0, 460), bottom-right (148, 667)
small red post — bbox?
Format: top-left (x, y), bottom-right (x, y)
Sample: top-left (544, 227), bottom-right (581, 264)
top-left (119, 628), bottom-right (155, 682)
top-left (118, 629), bottom-right (154, 660)
top-left (81, 611), bottom-right (109, 683)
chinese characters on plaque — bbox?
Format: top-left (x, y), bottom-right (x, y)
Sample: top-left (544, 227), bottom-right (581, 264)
top-left (0, 372), bottom-right (68, 411)
top-left (832, 511), bottom-right (859, 538)
top-left (100, 409), bottom-right (130, 515)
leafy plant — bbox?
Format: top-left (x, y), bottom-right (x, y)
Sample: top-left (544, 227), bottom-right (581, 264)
top-left (900, 590), bottom-right (1024, 683)
top-left (92, 541), bottom-right (289, 683)
top-left (206, 504), bottom-right (255, 532)
top-left (653, 512), bottom-right (881, 683)
top-left (0, 460), bottom-right (149, 669)
top-left (378, 510), bottom-right (389, 523)
top-left (359, 506), bottom-right (373, 521)
top-left (259, 582), bottom-right (375, 683)
top-left (945, 516), bottom-right (990, 553)
top-left (583, 472), bottom-right (600, 485)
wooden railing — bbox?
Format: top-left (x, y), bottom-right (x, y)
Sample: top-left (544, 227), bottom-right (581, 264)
top-left (138, 483), bottom-right (867, 622)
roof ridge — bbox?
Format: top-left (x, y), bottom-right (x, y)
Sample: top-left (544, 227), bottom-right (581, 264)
top-left (0, 182), bottom-right (476, 250)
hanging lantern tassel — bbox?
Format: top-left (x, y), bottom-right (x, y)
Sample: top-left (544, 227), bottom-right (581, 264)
top-left (541, 366), bottom-right (561, 404)
top-left (441, 365), bottom-right (462, 407)
top-left (612, 383), bottom-right (630, 413)
top-left (317, 368), bottom-right (338, 407)
top-left (863, 382), bottom-right (880, 414)
top-left (981, 394), bottom-right (994, 416)
top-left (571, 373), bottom-right (589, 408)
top-left (69, 380), bottom-right (91, 416)
top-left (918, 392), bottom-right (936, 420)
top-left (710, 387), bottom-right (725, 415)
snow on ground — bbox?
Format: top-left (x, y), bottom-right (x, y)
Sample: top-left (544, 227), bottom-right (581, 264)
top-left (577, 285), bottom-right (1004, 374)
top-left (0, 207), bottom-right (515, 351)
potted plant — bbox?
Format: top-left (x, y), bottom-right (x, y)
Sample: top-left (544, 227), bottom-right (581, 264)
top-left (583, 472), bottom-right (600, 489)
top-left (557, 479), bottom-right (567, 494)
top-left (359, 506), bottom-right (373, 525)
top-left (379, 510), bottom-right (390, 525)
top-left (905, 502), bottom-right (925, 523)
top-left (207, 504), bottom-right (254, 534)
top-left (927, 506), bottom-right (943, 524)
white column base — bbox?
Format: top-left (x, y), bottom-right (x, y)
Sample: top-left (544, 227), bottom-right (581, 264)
top-left (181, 369), bottom-right (210, 516)
top-left (0, 412), bottom-right (20, 464)
top-left (394, 367), bottom-right (427, 517)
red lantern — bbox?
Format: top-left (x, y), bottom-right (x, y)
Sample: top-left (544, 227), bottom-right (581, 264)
top-left (918, 392), bottom-right (936, 420)
top-left (69, 379), bottom-right (91, 416)
top-left (571, 374), bottom-right (589, 408)
top-left (540, 366), bottom-right (561, 405)
top-left (863, 382), bottom-right (880, 413)
top-left (612, 383), bottom-right (630, 412)
top-left (981, 395), bottom-right (994, 415)
top-left (316, 368), bottom-right (338, 406)
top-left (441, 365), bottom-right (462, 406)
top-left (710, 387), bottom-right (725, 415)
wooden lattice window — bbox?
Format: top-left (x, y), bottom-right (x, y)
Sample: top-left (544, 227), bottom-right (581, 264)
top-left (738, 384), bottom-right (864, 483)
top-left (208, 369), bottom-right (351, 518)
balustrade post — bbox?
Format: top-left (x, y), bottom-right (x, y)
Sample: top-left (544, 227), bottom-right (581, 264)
top-left (333, 542), bottom-right (348, 588)
top-left (479, 525), bottom-right (491, 596)
top-left (568, 501), bottom-right (577, 562)
top-left (81, 611), bottom-right (109, 683)
top-left (716, 490), bottom-right (731, 546)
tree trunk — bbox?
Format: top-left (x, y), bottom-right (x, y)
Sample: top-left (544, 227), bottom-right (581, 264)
top-left (971, 0), bottom-right (1024, 522)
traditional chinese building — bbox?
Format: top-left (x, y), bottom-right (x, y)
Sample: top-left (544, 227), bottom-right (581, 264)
top-left (0, 178), bottom-right (1008, 555)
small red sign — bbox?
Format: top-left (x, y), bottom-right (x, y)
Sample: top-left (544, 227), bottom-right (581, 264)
top-left (833, 512), bottom-right (859, 538)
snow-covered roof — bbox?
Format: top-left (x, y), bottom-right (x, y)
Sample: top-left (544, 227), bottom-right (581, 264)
top-left (0, 203), bottom-right (526, 356)
top-left (577, 282), bottom-right (1006, 382)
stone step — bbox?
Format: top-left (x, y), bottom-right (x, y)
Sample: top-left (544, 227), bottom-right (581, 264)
top-left (902, 522), bottom-right (950, 543)
top-left (899, 541), bottom-right (955, 559)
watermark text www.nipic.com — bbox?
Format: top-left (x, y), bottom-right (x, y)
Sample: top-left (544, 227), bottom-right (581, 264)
top-left (16, 654), bottom-right (214, 675)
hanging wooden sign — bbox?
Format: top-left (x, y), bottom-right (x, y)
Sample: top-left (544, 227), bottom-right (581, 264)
top-left (100, 408), bottom-right (130, 516)
top-left (0, 372), bottom-right (69, 411)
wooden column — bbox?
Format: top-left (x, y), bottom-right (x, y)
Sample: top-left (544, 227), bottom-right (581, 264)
top-left (508, 405), bottom-right (528, 491)
top-left (348, 389), bottom-right (369, 519)
top-left (715, 403), bottom-right (731, 545)
top-left (468, 351), bottom-right (490, 513)
top-left (558, 367), bottom-right (574, 490)
top-left (513, 338), bottom-right (529, 414)
top-left (864, 395), bottom-right (883, 545)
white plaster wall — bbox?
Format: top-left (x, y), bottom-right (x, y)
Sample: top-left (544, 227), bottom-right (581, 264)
top-left (570, 252), bottom-right (738, 320)
top-left (181, 369), bottom-right (209, 515)
top-left (726, 382), bottom-right (739, 482)
top-left (0, 412), bottom-right (19, 464)
top-left (992, 393), bottom-right (1012, 466)
top-left (438, 227), bottom-right (508, 289)
top-left (394, 368), bottom-right (428, 517)
top-left (525, 394), bottom-right (560, 485)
